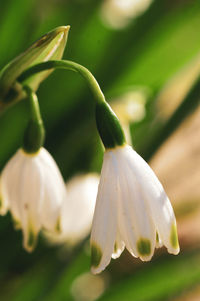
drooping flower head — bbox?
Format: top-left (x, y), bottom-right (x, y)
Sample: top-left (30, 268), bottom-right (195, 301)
top-left (0, 87), bottom-right (67, 252)
top-left (0, 148), bottom-right (67, 252)
top-left (91, 101), bottom-right (179, 274)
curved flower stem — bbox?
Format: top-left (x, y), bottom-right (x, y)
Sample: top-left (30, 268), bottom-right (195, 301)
top-left (19, 60), bottom-right (126, 147)
top-left (18, 60), bottom-right (106, 105)
top-left (23, 86), bottom-right (43, 123)
top-left (22, 86), bottom-right (45, 153)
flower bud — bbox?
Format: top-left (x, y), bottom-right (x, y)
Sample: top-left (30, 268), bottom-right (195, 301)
top-left (0, 26), bottom-right (70, 111)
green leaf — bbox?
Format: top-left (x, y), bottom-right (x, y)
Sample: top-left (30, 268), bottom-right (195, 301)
top-left (41, 250), bottom-right (90, 301)
top-left (99, 250), bottom-right (200, 301)
top-left (107, 0), bottom-right (200, 93)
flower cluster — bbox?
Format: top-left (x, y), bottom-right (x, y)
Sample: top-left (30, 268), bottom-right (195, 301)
top-left (0, 93), bottom-right (179, 273)
top-left (0, 26), bottom-right (180, 274)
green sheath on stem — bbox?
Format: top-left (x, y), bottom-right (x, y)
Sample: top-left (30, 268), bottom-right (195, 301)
top-left (95, 102), bottom-right (126, 149)
top-left (23, 86), bottom-right (45, 153)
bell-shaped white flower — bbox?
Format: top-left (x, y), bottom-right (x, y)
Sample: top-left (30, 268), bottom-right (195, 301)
top-left (0, 147), bottom-right (67, 252)
top-left (44, 173), bottom-right (99, 246)
top-left (91, 144), bottom-right (179, 274)
top-left (0, 177), bottom-right (9, 215)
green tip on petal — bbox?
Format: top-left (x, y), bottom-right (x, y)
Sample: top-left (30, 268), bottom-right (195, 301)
top-left (137, 238), bottom-right (151, 256)
top-left (91, 242), bottom-right (102, 268)
top-left (170, 223), bottom-right (179, 250)
top-left (24, 223), bottom-right (38, 252)
top-left (12, 216), bottom-right (21, 230)
top-left (114, 242), bottom-right (118, 253)
top-left (156, 232), bottom-right (159, 243)
top-left (55, 217), bottom-right (62, 233)
top-left (0, 197), bottom-right (8, 215)
top-left (27, 229), bottom-right (37, 250)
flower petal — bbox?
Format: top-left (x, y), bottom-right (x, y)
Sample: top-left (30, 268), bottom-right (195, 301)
top-left (39, 148), bottom-right (66, 232)
top-left (17, 152), bottom-right (44, 251)
top-left (1, 149), bottom-right (25, 223)
top-left (115, 147), bottom-right (156, 261)
top-left (122, 145), bottom-right (179, 255)
top-left (112, 230), bottom-right (125, 259)
top-left (0, 176), bottom-right (9, 215)
top-left (91, 152), bottom-right (117, 274)
top-left (156, 232), bottom-right (163, 248)
top-left (64, 174), bottom-right (98, 242)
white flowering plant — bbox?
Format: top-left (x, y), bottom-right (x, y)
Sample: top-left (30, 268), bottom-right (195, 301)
top-left (0, 4), bottom-right (199, 298)
top-left (0, 25), bottom-right (180, 274)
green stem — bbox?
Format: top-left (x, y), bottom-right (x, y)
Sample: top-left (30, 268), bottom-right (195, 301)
top-left (19, 60), bottom-right (126, 148)
top-left (19, 60), bottom-right (106, 105)
top-left (23, 86), bottom-right (43, 123)
top-left (22, 86), bottom-right (45, 153)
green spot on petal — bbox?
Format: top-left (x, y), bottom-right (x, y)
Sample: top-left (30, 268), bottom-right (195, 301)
top-left (170, 223), bottom-right (179, 249)
top-left (137, 238), bottom-right (151, 256)
top-left (156, 232), bottom-right (159, 243)
top-left (25, 222), bottom-right (38, 252)
top-left (12, 216), bottom-right (21, 230)
top-left (55, 217), bottom-right (62, 233)
top-left (91, 242), bottom-right (102, 268)
top-left (114, 242), bottom-right (118, 253)
top-left (28, 229), bottom-right (36, 248)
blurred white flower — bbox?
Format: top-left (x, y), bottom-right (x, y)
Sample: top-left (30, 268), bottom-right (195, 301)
top-left (45, 174), bottom-right (99, 246)
top-left (0, 177), bottom-right (8, 215)
top-left (157, 52), bottom-right (200, 120)
top-left (111, 89), bottom-right (147, 143)
top-left (111, 90), bottom-right (147, 124)
top-left (100, 0), bottom-right (153, 29)
top-left (0, 147), bottom-right (66, 252)
top-left (70, 272), bottom-right (106, 301)
top-left (91, 144), bottom-right (179, 274)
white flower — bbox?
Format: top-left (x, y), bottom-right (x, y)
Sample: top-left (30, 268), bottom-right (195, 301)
top-left (44, 173), bottom-right (99, 246)
top-left (0, 147), bottom-right (67, 252)
top-left (101, 0), bottom-right (153, 29)
top-left (90, 144), bottom-right (179, 274)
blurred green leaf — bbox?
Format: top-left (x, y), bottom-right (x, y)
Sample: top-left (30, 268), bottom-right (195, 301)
top-left (41, 248), bottom-right (90, 301)
top-left (99, 250), bottom-right (200, 301)
top-left (0, 242), bottom-right (90, 301)
top-left (0, 0), bottom-right (36, 64)
top-left (107, 0), bottom-right (200, 93)
top-left (0, 251), bottom-right (58, 301)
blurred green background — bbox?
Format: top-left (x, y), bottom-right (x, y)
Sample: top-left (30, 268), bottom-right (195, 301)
top-left (0, 0), bottom-right (200, 300)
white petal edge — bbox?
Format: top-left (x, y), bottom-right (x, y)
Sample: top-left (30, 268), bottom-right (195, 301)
top-left (39, 148), bottom-right (66, 232)
top-left (114, 147), bottom-right (156, 261)
top-left (91, 152), bottom-right (118, 274)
